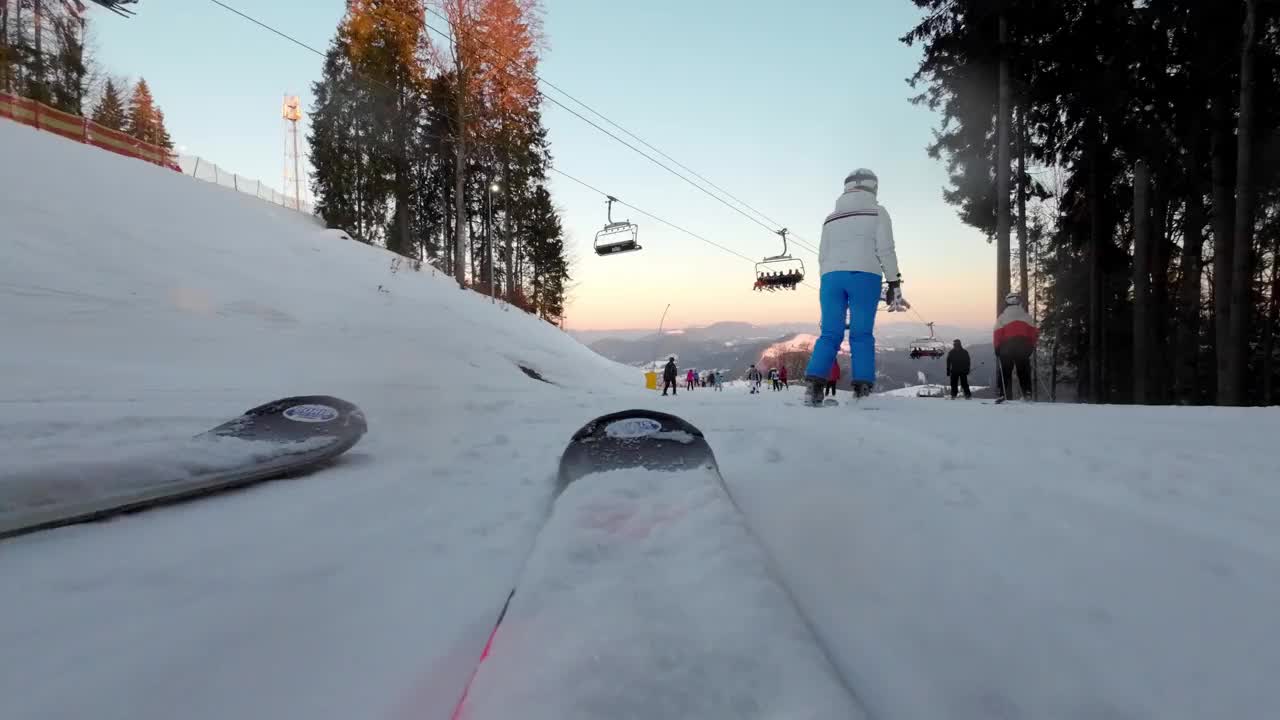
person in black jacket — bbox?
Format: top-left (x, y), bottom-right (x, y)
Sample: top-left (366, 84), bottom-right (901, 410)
top-left (946, 339), bottom-right (972, 399)
top-left (662, 357), bottom-right (678, 396)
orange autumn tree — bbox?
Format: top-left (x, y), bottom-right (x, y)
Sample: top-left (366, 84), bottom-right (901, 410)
top-left (430, 0), bottom-right (542, 288)
top-left (342, 0), bottom-right (433, 256)
top-left (474, 0), bottom-right (542, 299)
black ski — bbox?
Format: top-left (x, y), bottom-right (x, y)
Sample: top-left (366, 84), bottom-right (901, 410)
top-left (0, 395), bottom-right (367, 540)
top-left (451, 410), bottom-right (864, 719)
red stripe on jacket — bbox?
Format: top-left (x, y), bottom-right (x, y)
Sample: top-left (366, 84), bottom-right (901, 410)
top-left (993, 320), bottom-right (1039, 350)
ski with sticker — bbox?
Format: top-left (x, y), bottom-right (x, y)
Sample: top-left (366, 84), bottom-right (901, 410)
top-left (450, 409), bottom-right (865, 719)
top-left (0, 395), bottom-right (367, 540)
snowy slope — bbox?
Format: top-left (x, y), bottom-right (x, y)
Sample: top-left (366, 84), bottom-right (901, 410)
top-left (4, 118), bottom-right (1280, 720)
top-left (0, 120), bottom-right (639, 515)
top-left (0, 120), bottom-right (643, 720)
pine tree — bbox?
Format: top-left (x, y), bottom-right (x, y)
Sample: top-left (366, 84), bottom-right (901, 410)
top-left (309, 29), bottom-right (379, 243)
top-left (91, 77), bottom-right (127, 130)
top-left (125, 77), bottom-right (158, 142)
top-left (153, 106), bottom-right (173, 149)
top-left (521, 184), bottom-right (568, 323)
top-left (902, 0), bottom-right (1280, 405)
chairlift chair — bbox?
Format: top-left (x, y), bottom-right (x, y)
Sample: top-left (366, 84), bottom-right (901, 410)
top-left (88, 0), bottom-right (140, 17)
top-left (594, 196), bottom-right (641, 256)
top-left (908, 321), bottom-right (947, 359)
top-left (753, 229), bottom-right (805, 291)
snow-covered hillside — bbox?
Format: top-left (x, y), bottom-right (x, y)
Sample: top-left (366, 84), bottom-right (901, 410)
top-left (3, 119), bottom-right (1280, 720)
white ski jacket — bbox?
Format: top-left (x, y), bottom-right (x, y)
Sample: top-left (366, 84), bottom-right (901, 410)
top-left (818, 188), bottom-right (901, 281)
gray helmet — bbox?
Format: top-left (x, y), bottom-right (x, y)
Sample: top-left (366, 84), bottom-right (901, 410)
top-left (844, 168), bottom-right (879, 194)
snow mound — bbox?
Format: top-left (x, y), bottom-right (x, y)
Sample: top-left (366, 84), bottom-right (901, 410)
top-left (0, 119), bottom-right (641, 515)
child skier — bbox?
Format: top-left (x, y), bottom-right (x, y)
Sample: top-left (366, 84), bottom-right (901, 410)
top-left (803, 168), bottom-right (907, 406)
top-left (747, 364), bottom-right (763, 394)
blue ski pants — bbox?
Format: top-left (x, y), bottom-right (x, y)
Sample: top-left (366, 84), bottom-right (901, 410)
top-left (804, 270), bottom-right (882, 385)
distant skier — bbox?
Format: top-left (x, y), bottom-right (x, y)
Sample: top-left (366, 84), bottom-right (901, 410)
top-left (946, 339), bottom-right (972, 400)
top-left (769, 368), bottom-right (780, 391)
top-left (826, 360), bottom-right (840, 397)
top-left (804, 168), bottom-right (906, 406)
top-left (779, 366), bottom-right (789, 389)
top-left (686, 369), bottom-right (696, 392)
top-left (662, 357), bottom-right (678, 396)
top-left (747, 364), bottom-right (763, 394)
top-left (994, 293), bottom-right (1039, 401)
top-left (714, 370), bottom-right (724, 391)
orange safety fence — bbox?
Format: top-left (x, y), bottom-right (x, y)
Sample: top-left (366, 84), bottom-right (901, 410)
top-left (0, 91), bottom-right (182, 172)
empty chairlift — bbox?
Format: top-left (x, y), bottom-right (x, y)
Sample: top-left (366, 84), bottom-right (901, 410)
top-left (594, 196), bottom-right (641, 256)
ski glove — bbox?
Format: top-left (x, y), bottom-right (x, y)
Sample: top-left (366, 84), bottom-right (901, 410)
top-left (885, 280), bottom-right (910, 312)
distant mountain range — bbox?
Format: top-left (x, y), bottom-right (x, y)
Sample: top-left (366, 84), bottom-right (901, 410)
top-left (577, 321), bottom-right (998, 389)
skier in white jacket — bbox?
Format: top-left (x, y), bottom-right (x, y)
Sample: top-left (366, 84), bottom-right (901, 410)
top-left (804, 168), bottom-right (908, 405)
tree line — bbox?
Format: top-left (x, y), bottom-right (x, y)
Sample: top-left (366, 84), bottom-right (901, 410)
top-left (1, 0), bottom-right (172, 147)
top-left (308, 0), bottom-right (570, 324)
top-left (903, 0), bottom-right (1280, 406)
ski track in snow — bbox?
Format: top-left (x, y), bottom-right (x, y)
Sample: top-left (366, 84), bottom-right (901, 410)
top-left (3, 121), bottom-right (1280, 720)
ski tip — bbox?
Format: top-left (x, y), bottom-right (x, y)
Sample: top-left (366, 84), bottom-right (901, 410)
top-left (202, 395), bottom-right (368, 443)
top-left (557, 410), bottom-right (714, 492)
top-left (569, 409), bottom-right (704, 444)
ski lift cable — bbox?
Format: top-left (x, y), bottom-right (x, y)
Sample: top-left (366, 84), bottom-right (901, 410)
top-left (211, 0), bottom-right (924, 319)
top-left (205, 0), bottom-right (329, 56)
top-left (417, 8), bottom-right (820, 258)
top-left (206, 0), bottom-right (817, 260)
top-left (196, 2), bottom-right (817, 291)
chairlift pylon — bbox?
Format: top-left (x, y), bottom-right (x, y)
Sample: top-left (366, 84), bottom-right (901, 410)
top-left (753, 229), bottom-right (805, 292)
top-left (594, 196), bottom-right (641, 256)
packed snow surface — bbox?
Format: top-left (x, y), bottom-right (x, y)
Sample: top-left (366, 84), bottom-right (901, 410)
top-left (460, 464), bottom-right (863, 720)
top-left (3, 120), bottom-right (1280, 720)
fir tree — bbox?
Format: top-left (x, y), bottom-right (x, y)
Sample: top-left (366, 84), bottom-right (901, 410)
top-left (125, 77), bottom-right (158, 142)
top-left (91, 78), bottom-right (127, 131)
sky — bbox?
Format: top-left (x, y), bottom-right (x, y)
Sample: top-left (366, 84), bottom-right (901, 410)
top-left (91, 0), bottom-right (996, 332)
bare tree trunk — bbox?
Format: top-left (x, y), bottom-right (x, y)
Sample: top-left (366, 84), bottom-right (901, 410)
top-left (1177, 133), bottom-right (1207, 404)
top-left (1, 0), bottom-right (11, 93)
top-left (12, 0), bottom-right (23, 92)
top-left (1132, 159), bottom-right (1150, 405)
top-left (469, 214), bottom-right (478, 284)
top-left (1050, 335), bottom-right (1058, 402)
top-left (1017, 105), bottom-right (1029, 298)
top-left (996, 13), bottom-right (1012, 315)
top-left (1227, 0), bottom-right (1259, 406)
top-left (32, 0), bottom-right (44, 100)
top-left (454, 142), bottom-right (467, 287)
top-left (1211, 94), bottom-right (1236, 403)
top-left (1149, 179), bottom-right (1170, 404)
top-left (452, 5), bottom-right (469, 289)
top-left (1264, 234), bottom-right (1279, 405)
top-left (503, 163), bottom-right (514, 302)
top-left (1088, 124), bottom-right (1104, 403)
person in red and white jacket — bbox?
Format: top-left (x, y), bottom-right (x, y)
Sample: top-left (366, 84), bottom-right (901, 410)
top-left (993, 293), bottom-right (1040, 401)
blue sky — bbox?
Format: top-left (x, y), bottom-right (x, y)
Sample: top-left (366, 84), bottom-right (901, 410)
top-left (94, 0), bottom-right (994, 331)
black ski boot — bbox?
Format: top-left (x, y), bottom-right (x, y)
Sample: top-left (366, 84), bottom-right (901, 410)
top-left (803, 377), bottom-right (826, 407)
top-left (852, 381), bottom-right (873, 400)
